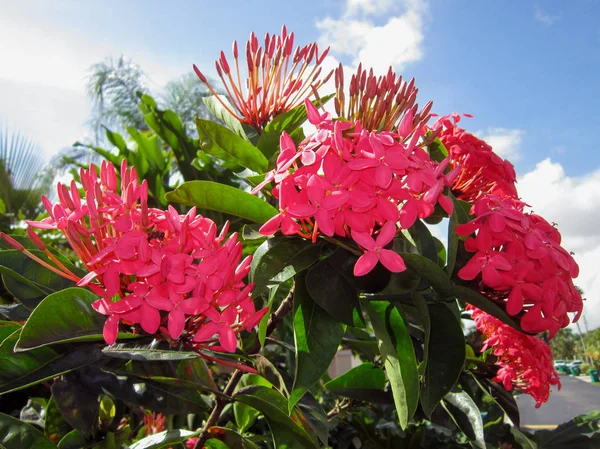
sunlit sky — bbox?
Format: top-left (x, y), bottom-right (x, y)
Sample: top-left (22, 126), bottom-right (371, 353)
top-left (2, 0), bottom-right (600, 328)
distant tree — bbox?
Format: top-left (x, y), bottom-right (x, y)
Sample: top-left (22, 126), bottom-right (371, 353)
top-left (0, 125), bottom-right (53, 232)
top-left (87, 56), bottom-right (213, 142)
top-left (549, 328), bottom-right (579, 361)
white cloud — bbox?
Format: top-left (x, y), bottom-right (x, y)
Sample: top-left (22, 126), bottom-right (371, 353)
top-left (534, 5), bottom-right (560, 26)
top-left (0, 6), bottom-right (187, 157)
top-left (478, 128), bottom-right (525, 161)
top-left (316, 0), bottom-right (426, 75)
top-left (518, 159), bottom-right (600, 329)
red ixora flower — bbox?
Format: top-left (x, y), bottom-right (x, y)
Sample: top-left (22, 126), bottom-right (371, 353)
top-left (432, 113), bottom-right (518, 202)
top-left (470, 306), bottom-right (560, 408)
top-left (1, 161), bottom-right (267, 357)
top-left (254, 68), bottom-right (458, 277)
top-left (456, 194), bottom-right (582, 337)
top-left (193, 26), bottom-right (332, 131)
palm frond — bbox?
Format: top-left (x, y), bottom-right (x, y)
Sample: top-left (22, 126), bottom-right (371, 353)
top-left (0, 124), bottom-right (45, 191)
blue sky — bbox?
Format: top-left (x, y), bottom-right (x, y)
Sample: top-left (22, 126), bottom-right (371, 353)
top-left (2, 0), bottom-right (600, 328)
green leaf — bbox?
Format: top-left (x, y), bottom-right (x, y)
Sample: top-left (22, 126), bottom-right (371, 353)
top-left (166, 181), bottom-right (278, 224)
top-left (446, 195), bottom-right (471, 277)
top-left (253, 354), bottom-right (288, 396)
top-left (0, 250), bottom-right (75, 308)
top-left (56, 430), bottom-right (94, 449)
top-left (324, 363), bottom-right (389, 403)
top-left (256, 94), bottom-right (334, 160)
top-left (420, 303), bottom-right (466, 417)
top-left (250, 237), bottom-right (320, 296)
top-left (452, 284), bottom-right (519, 330)
top-left (470, 373), bottom-right (520, 428)
top-left (51, 375), bottom-right (99, 437)
top-left (289, 276), bottom-right (344, 411)
top-left (128, 430), bottom-right (199, 449)
top-left (442, 391), bottom-right (485, 448)
top-left (205, 439), bottom-right (231, 449)
top-left (259, 279), bottom-right (293, 347)
top-left (20, 397), bottom-right (47, 428)
top-left (362, 300), bottom-right (419, 429)
top-left (203, 94), bottom-right (249, 141)
top-left (0, 412), bottom-right (57, 449)
top-left (102, 342), bottom-right (200, 361)
top-left (16, 288), bottom-right (109, 350)
top-left (196, 119), bottom-right (268, 173)
top-left (104, 128), bottom-right (128, 153)
top-left (234, 386), bottom-right (318, 449)
top-left (305, 248), bottom-right (360, 326)
top-left (409, 219), bottom-right (438, 264)
top-left (0, 342), bottom-right (104, 394)
top-left (234, 374), bottom-right (273, 432)
top-left (427, 137), bottom-right (449, 163)
top-left (0, 197), bottom-right (5, 214)
top-left (44, 397), bottom-right (71, 445)
top-left (207, 428), bottom-right (260, 449)
top-left (533, 410), bottom-right (600, 449)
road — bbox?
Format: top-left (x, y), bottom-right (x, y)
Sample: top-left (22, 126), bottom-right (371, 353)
top-left (516, 374), bottom-right (600, 429)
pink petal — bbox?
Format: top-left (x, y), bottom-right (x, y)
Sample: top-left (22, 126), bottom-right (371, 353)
top-left (301, 149), bottom-right (316, 166)
top-left (375, 221), bottom-right (397, 247)
top-left (193, 321), bottom-right (220, 342)
top-left (145, 294), bottom-right (173, 311)
top-left (489, 213), bottom-right (506, 233)
top-left (168, 307), bottom-right (186, 339)
top-left (354, 251), bottom-right (378, 276)
top-left (458, 258), bottom-right (483, 281)
top-left (482, 265), bottom-right (502, 288)
top-left (306, 175), bottom-right (325, 204)
top-left (280, 215), bottom-right (301, 235)
top-left (506, 286), bottom-right (524, 315)
top-left (322, 191), bottom-right (349, 210)
top-left (375, 164), bottom-right (393, 189)
top-left (399, 201), bottom-right (418, 229)
top-left (351, 230), bottom-right (375, 250)
top-left (378, 249), bottom-right (406, 272)
top-left (104, 268), bottom-right (121, 297)
top-left (140, 303), bottom-right (161, 334)
top-left (259, 214), bottom-right (282, 236)
top-left (438, 195), bottom-right (453, 215)
top-left (219, 326), bottom-right (238, 353)
top-left (316, 209), bottom-right (335, 237)
top-left (103, 315), bottom-right (119, 345)
top-left (286, 204), bottom-right (317, 219)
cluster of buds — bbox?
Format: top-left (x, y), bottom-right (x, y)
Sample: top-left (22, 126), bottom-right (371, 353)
top-left (470, 306), bottom-right (560, 408)
top-left (255, 96), bottom-right (458, 276)
top-left (456, 195), bottom-right (582, 337)
top-left (433, 113), bottom-right (518, 202)
top-left (334, 63), bottom-right (433, 134)
top-left (2, 161), bottom-right (266, 352)
top-left (194, 26), bottom-right (332, 131)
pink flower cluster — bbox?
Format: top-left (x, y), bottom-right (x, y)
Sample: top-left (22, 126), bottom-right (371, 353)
top-left (433, 114), bottom-right (518, 202)
top-left (456, 195), bottom-right (582, 337)
top-left (255, 99), bottom-right (458, 276)
top-left (470, 306), bottom-right (560, 408)
top-left (20, 161), bottom-right (266, 351)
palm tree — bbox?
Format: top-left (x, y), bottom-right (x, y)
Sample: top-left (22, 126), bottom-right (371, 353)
top-left (87, 56), bottom-right (213, 141)
top-left (0, 125), bottom-right (53, 232)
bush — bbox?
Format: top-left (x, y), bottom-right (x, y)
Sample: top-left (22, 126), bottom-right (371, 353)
top-left (581, 363), bottom-right (592, 374)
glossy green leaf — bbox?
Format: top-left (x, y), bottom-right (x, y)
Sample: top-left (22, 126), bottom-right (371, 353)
top-left (51, 375), bottom-right (99, 437)
top-left (289, 276), bottom-right (344, 411)
top-left (207, 428), bottom-right (260, 449)
top-left (203, 94), bottom-right (249, 141)
top-left (256, 94), bottom-right (334, 160)
top-left (362, 300), bottom-right (419, 429)
top-left (0, 250), bottom-right (75, 308)
top-left (259, 278), bottom-right (293, 347)
top-left (421, 303), bottom-right (466, 417)
top-left (234, 386), bottom-right (318, 449)
top-left (128, 429), bottom-right (199, 449)
top-left (0, 412), bottom-right (57, 449)
top-left (253, 354), bottom-right (288, 395)
top-left (234, 374), bottom-right (273, 432)
top-left (166, 181), bottom-right (278, 224)
top-left (79, 365), bottom-right (210, 414)
top-left (102, 341), bottom-right (200, 361)
top-left (56, 430), bottom-right (94, 449)
top-left (470, 373), bottom-right (520, 428)
top-left (409, 219), bottom-right (438, 264)
top-left (0, 342), bottom-right (104, 394)
top-left (250, 237), bottom-right (320, 296)
top-left (325, 363), bottom-right (389, 403)
top-left (442, 391), bottom-right (485, 448)
top-left (16, 288), bottom-right (108, 350)
top-left (197, 119), bottom-right (268, 173)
